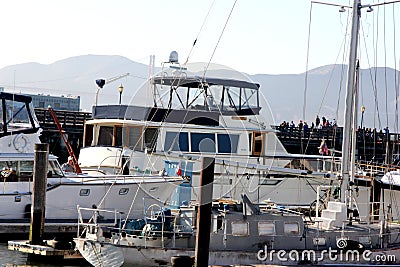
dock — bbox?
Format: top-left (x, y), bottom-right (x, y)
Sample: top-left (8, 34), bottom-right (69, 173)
top-left (0, 222), bottom-right (78, 236)
top-left (8, 240), bottom-right (81, 259)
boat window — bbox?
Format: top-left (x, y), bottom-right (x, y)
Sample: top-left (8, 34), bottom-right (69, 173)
top-left (48, 160), bottom-right (64, 177)
top-left (98, 126), bottom-right (113, 146)
top-left (222, 87), bottom-right (240, 111)
top-left (259, 179), bottom-right (282, 186)
top-left (258, 221), bottom-right (275, 236)
top-left (1, 99), bottom-right (33, 133)
top-left (119, 188), bottom-right (129, 195)
top-left (84, 124), bottom-right (94, 147)
top-left (0, 161), bottom-right (19, 180)
top-left (144, 128), bottom-right (158, 152)
top-left (191, 133), bottom-right (215, 153)
top-left (115, 126), bottom-right (123, 146)
top-left (125, 126), bottom-right (142, 150)
top-left (217, 134), bottom-right (239, 153)
top-left (248, 133), bottom-right (252, 152)
top-left (231, 221), bottom-right (249, 236)
top-left (79, 189), bottom-right (90, 196)
top-left (241, 87), bottom-right (258, 109)
top-left (284, 222), bottom-right (300, 235)
top-left (164, 132), bottom-right (189, 152)
top-left (252, 132), bottom-right (263, 156)
top-left (4, 100), bottom-right (30, 124)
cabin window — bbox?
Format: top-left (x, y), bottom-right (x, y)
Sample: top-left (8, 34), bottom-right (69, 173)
top-left (126, 126), bottom-right (142, 150)
top-left (115, 126), bottom-right (123, 146)
top-left (144, 128), bottom-right (158, 152)
top-left (191, 133), bottom-right (215, 153)
top-left (119, 188), bottom-right (129, 195)
top-left (48, 160), bottom-right (63, 178)
top-left (252, 132), bottom-right (264, 156)
top-left (164, 132), bottom-right (189, 152)
top-left (4, 99), bottom-right (30, 124)
top-left (313, 237), bottom-right (326, 246)
top-left (258, 221), bottom-right (275, 236)
top-left (284, 222), bottom-right (300, 235)
top-left (240, 87), bottom-right (258, 109)
top-left (231, 221), bottom-right (249, 236)
top-left (84, 124), bottom-right (93, 147)
top-left (98, 126), bottom-right (113, 146)
top-left (79, 189), bottom-right (90, 196)
top-left (222, 87), bottom-right (240, 110)
top-left (217, 134), bottom-right (239, 153)
top-left (248, 133), bottom-right (252, 152)
top-left (259, 179), bottom-right (282, 186)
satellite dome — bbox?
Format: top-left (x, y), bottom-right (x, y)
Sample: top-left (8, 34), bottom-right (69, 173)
top-left (169, 51), bottom-right (179, 63)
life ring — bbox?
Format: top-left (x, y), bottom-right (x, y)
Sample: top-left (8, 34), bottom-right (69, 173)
top-left (13, 133), bottom-right (29, 153)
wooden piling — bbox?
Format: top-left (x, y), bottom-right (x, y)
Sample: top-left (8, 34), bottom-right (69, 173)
top-left (29, 143), bottom-right (49, 245)
top-left (194, 157), bottom-right (215, 267)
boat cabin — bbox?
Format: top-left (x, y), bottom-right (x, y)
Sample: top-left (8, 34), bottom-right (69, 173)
top-left (0, 154), bottom-right (64, 182)
top-left (0, 92), bottom-right (40, 137)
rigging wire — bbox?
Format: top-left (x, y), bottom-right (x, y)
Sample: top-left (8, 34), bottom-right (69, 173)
top-left (183, 0), bottom-right (216, 66)
top-left (202, 0), bottom-right (237, 79)
top-left (372, 4), bottom-right (382, 132)
top-left (389, 2), bottom-right (400, 222)
top-left (303, 1), bottom-right (313, 130)
top-left (302, 2), bottom-right (350, 156)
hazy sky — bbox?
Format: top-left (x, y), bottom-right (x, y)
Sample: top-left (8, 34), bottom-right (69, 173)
top-left (0, 0), bottom-right (399, 74)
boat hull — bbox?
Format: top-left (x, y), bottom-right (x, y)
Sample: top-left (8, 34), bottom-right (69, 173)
top-left (0, 177), bottom-right (182, 221)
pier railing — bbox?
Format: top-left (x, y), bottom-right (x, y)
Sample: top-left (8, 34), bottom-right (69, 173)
top-left (272, 125), bottom-right (400, 164)
top-left (34, 108), bottom-right (91, 132)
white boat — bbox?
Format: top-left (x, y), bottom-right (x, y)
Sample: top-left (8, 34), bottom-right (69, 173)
top-left (78, 58), bottom-right (339, 210)
top-left (0, 92), bottom-right (183, 221)
top-left (74, 193), bottom-right (400, 266)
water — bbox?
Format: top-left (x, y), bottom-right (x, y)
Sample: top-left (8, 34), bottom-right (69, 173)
top-left (0, 243), bottom-right (142, 267)
top-left (0, 243), bottom-right (84, 267)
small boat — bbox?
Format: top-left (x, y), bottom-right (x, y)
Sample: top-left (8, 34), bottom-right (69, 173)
top-left (74, 194), bottom-right (400, 266)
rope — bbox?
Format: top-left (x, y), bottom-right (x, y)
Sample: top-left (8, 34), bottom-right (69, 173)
top-left (303, 1), bottom-right (313, 131)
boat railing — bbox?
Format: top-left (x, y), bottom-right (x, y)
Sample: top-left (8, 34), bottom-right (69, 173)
top-left (77, 205), bottom-right (123, 241)
top-left (356, 161), bottom-right (399, 176)
top-left (108, 207), bottom-right (195, 249)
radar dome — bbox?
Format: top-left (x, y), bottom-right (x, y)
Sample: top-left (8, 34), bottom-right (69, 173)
top-left (169, 51), bottom-right (179, 63)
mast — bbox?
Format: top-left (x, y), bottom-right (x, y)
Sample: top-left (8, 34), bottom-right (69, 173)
top-left (341, 0), bottom-right (361, 203)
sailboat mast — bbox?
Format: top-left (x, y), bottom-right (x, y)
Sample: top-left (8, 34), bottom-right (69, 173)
top-left (341, 0), bottom-right (361, 203)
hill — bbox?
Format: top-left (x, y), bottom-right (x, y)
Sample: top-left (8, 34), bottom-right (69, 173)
top-left (0, 55), bottom-right (398, 130)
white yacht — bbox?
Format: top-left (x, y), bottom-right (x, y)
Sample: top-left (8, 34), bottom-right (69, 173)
top-left (78, 59), bottom-right (338, 209)
top-left (0, 92), bottom-right (182, 221)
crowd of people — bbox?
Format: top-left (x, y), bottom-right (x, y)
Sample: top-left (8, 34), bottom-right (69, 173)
top-left (279, 115), bottom-right (337, 132)
top-left (277, 115), bottom-right (391, 143)
top-left (357, 126), bottom-right (390, 142)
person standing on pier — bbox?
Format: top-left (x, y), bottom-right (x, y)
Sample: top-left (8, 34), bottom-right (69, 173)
top-left (315, 115), bottom-right (320, 128)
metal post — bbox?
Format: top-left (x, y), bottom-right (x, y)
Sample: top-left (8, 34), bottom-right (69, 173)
top-left (341, 0), bottom-right (361, 204)
top-left (29, 143), bottom-right (49, 245)
top-left (194, 157), bottom-right (215, 267)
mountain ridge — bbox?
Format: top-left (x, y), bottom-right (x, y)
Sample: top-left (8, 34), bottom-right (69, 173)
top-left (0, 54), bottom-right (398, 129)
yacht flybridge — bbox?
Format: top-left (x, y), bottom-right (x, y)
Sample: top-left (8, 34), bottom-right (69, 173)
top-left (79, 58), bottom-right (338, 207)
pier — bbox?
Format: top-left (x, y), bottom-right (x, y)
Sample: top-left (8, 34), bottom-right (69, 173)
top-left (273, 125), bottom-right (400, 164)
top-left (34, 108), bottom-right (91, 163)
top-left (32, 107), bottom-right (400, 166)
